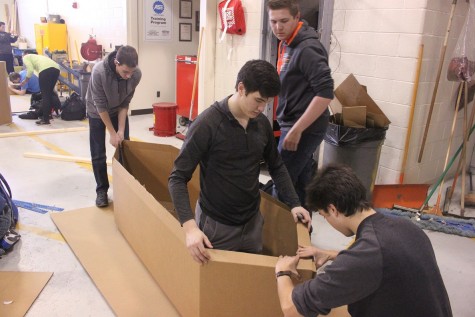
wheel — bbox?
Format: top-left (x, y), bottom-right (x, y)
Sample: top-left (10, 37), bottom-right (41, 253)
top-left (178, 116), bottom-right (189, 126)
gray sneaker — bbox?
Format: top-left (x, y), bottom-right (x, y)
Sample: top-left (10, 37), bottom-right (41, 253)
top-left (95, 191), bottom-right (109, 207)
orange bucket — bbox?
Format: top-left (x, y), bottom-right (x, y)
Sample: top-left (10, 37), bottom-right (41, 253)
top-left (153, 102), bottom-right (177, 137)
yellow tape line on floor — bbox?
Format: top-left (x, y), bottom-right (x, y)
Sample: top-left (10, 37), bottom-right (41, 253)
top-left (16, 223), bottom-right (65, 242)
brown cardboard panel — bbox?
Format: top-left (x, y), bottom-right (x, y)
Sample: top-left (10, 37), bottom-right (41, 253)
top-left (116, 141), bottom-right (200, 208)
top-left (51, 207), bottom-right (180, 316)
top-left (112, 141), bottom-right (351, 317)
top-left (335, 74), bottom-right (390, 127)
top-left (0, 271), bottom-right (52, 316)
top-left (0, 62), bottom-right (13, 125)
top-left (342, 106), bottom-right (366, 128)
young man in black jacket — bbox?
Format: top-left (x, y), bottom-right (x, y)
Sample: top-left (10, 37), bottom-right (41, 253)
top-left (267, 0), bottom-right (334, 208)
top-left (169, 60), bottom-right (311, 265)
top-left (275, 165), bottom-right (453, 317)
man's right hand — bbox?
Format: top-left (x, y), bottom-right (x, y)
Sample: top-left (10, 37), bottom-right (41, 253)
top-left (183, 220), bottom-right (213, 264)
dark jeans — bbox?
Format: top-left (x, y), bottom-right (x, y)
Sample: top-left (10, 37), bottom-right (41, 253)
top-left (38, 67), bottom-right (60, 121)
top-left (0, 53), bottom-right (14, 74)
top-left (195, 202), bottom-right (263, 253)
top-left (89, 115), bottom-right (129, 194)
top-left (274, 128), bottom-right (326, 207)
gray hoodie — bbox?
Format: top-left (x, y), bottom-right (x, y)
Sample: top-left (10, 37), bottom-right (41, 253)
top-left (86, 50), bottom-right (142, 119)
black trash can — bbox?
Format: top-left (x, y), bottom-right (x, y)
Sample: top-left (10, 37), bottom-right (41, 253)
top-left (322, 120), bottom-right (387, 201)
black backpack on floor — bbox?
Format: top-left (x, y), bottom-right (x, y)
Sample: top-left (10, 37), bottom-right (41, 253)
top-left (61, 92), bottom-right (86, 121)
top-left (20, 92), bottom-right (62, 119)
top-left (0, 173), bottom-right (20, 255)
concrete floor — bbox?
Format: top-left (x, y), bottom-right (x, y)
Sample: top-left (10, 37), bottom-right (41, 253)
top-left (1, 95), bottom-right (475, 316)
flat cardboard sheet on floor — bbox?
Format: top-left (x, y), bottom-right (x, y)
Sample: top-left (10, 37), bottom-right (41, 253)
top-left (0, 271), bottom-right (52, 316)
top-left (0, 62), bottom-right (13, 125)
top-left (51, 206), bottom-right (180, 316)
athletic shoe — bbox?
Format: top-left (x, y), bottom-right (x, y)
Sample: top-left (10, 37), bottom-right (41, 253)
top-left (35, 119), bottom-right (50, 125)
top-left (95, 191), bottom-right (109, 207)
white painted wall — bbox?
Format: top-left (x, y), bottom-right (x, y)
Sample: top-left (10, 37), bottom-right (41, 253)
top-left (213, 0), bottom-right (263, 101)
top-left (331, 0), bottom-right (474, 185)
top-left (132, 0), bottom-right (201, 111)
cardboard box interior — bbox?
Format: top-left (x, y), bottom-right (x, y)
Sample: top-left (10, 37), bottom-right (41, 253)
top-left (333, 74), bottom-right (391, 128)
top-left (0, 62), bottom-right (13, 125)
top-left (112, 140), bottom-right (319, 317)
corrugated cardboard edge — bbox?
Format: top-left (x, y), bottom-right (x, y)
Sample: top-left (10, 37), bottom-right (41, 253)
top-left (0, 62), bottom-right (13, 125)
top-left (51, 207), bottom-right (180, 316)
top-left (0, 271), bottom-right (53, 316)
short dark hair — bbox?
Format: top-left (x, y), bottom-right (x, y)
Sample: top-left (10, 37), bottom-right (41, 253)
top-left (0, 21), bottom-right (5, 27)
top-left (8, 72), bottom-right (20, 82)
top-left (306, 164), bottom-right (371, 216)
top-left (235, 60), bottom-right (281, 98)
top-left (116, 45), bottom-right (138, 68)
top-left (267, 0), bottom-right (300, 17)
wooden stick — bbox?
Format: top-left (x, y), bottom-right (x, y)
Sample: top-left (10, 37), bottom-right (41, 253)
top-left (75, 40), bottom-right (81, 63)
top-left (448, 83), bottom-right (475, 200)
top-left (400, 44), bottom-right (424, 184)
top-left (418, 0), bottom-right (458, 162)
top-left (433, 82), bottom-right (463, 214)
top-left (24, 152), bottom-right (111, 166)
top-left (461, 81), bottom-right (469, 216)
top-left (188, 27), bottom-right (204, 121)
top-left (0, 127), bottom-right (87, 138)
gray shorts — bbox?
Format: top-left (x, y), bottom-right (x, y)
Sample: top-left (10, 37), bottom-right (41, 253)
top-left (195, 202), bottom-right (263, 254)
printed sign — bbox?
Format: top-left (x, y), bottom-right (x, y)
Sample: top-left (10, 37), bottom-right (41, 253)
top-left (144, 0), bottom-right (173, 41)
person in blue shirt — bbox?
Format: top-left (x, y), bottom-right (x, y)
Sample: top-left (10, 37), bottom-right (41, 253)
top-left (8, 70), bottom-right (40, 95)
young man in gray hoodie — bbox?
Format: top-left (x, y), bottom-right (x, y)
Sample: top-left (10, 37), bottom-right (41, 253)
top-left (86, 45), bottom-right (142, 207)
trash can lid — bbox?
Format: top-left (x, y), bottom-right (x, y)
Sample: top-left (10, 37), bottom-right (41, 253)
top-left (153, 102), bottom-right (177, 108)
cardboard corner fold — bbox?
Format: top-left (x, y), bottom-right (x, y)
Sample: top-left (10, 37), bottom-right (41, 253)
top-left (334, 74), bottom-right (391, 128)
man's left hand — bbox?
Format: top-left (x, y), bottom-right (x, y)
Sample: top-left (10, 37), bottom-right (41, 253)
top-left (282, 129), bottom-right (301, 151)
top-left (291, 207), bottom-right (312, 231)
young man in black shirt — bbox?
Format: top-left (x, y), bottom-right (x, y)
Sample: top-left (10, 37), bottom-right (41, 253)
top-left (169, 60), bottom-right (311, 265)
top-left (275, 165), bottom-right (452, 317)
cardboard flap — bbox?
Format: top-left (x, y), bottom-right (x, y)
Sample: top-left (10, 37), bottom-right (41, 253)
top-left (342, 106), bottom-right (366, 128)
top-left (335, 74), bottom-right (390, 127)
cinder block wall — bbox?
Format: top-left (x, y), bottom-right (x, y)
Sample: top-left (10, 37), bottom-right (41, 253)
top-left (213, 0), bottom-right (263, 100)
top-left (331, 0), bottom-right (474, 185)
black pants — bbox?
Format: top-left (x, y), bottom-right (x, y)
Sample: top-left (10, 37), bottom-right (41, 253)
top-left (38, 67), bottom-right (60, 121)
top-left (195, 202), bottom-right (264, 253)
top-left (89, 115), bottom-right (130, 193)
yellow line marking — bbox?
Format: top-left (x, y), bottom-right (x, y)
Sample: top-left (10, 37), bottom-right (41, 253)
top-left (9, 122), bottom-right (145, 183)
top-left (17, 223), bottom-right (65, 242)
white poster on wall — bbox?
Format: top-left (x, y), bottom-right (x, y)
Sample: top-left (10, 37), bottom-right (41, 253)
top-left (144, 0), bottom-right (173, 41)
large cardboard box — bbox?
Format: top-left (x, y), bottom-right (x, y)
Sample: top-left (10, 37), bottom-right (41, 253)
top-left (0, 62), bottom-right (13, 125)
top-left (112, 141), bottom-right (320, 317)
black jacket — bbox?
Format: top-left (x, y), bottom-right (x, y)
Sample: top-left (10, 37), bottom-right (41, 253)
top-left (277, 21), bottom-right (334, 132)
